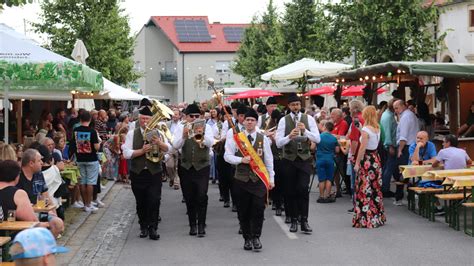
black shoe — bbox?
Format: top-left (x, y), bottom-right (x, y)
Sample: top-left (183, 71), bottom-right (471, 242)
top-left (223, 201), bottom-right (230, 208)
top-left (197, 224), bottom-right (206, 237)
top-left (272, 205), bottom-right (276, 210)
top-left (289, 220), bottom-right (298, 233)
top-left (139, 228), bottom-right (148, 238)
top-left (284, 216), bottom-right (291, 224)
top-left (252, 238), bottom-right (262, 250)
top-left (301, 219), bottom-right (312, 233)
top-left (219, 197), bottom-right (224, 202)
top-left (189, 225), bottom-right (197, 236)
top-left (212, 180), bottom-right (216, 184)
top-left (317, 197), bottom-right (324, 203)
top-left (243, 239), bottom-right (253, 250)
top-left (232, 205), bottom-right (238, 212)
top-left (148, 228), bottom-right (160, 240)
top-left (383, 191), bottom-right (395, 198)
top-left (275, 209), bottom-right (282, 216)
top-left (347, 208), bottom-right (354, 213)
top-left (335, 191), bottom-right (342, 198)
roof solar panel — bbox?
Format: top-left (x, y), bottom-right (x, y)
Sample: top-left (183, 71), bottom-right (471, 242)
top-left (223, 27), bottom-right (244, 43)
top-left (174, 19), bottom-right (211, 43)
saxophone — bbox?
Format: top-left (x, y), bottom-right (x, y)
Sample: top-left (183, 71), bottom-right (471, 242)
top-left (143, 100), bottom-right (174, 162)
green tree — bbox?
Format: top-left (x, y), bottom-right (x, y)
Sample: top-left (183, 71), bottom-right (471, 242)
top-left (0, 0), bottom-right (30, 9)
top-left (233, 0), bottom-right (283, 87)
top-left (33, 0), bottom-right (139, 85)
top-left (326, 0), bottom-right (444, 66)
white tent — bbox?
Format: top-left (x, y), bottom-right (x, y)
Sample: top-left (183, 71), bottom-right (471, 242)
top-left (80, 78), bottom-right (143, 101)
top-left (261, 58), bottom-right (352, 81)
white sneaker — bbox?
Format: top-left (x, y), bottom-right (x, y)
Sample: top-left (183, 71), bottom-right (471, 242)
top-left (93, 199), bottom-right (105, 208)
top-left (84, 205), bottom-right (98, 213)
top-left (393, 200), bottom-right (404, 206)
top-left (72, 201), bottom-right (85, 208)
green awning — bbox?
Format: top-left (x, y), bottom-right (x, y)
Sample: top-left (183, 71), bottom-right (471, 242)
top-left (321, 61), bottom-right (474, 82)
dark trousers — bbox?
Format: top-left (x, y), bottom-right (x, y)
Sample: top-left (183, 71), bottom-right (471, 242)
top-left (395, 146), bottom-right (410, 201)
top-left (179, 166), bottom-right (210, 226)
top-left (281, 159), bottom-right (311, 219)
top-left (217, 154), bottom-right (235, 203)
top-left (233, 180), bottom-right (266, 240)
top-left (382, 147), bottom-right (398, 193)
top-left (272, 159), bottom-right (284, 209)
top-left (335, 154), bottom-right (349, 193)
top-left (130, 169), bottom-right (162, 230)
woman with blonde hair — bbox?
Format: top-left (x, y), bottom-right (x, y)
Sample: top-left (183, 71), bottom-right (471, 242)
top-left (0, 143), bottom-right (18, 161)
top-left (353, 105), bottom-right (385, 228)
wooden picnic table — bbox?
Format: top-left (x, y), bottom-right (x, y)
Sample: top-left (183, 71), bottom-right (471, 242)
top-left (422, 168), bottom-right (474, 181)
top-left (0, 221), bottom-right (38, 232)
top-left (32, 204), bottom-right (56, 213)
top-left (400, 164), bottom-right (443, 179)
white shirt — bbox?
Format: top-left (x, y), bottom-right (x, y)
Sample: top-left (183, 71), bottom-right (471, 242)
top-left (360, 126), bottom-right (380, 150)
top-left (168, 120), bottom-right (181, 135)
top-left (224, 129), bottom-right (275, 183)
top-left (257, 113), bottom-right (270, 128)
top-left (275, 112), bottom-right (321, 148)
top-left (172, 123), bottom-right (215, 150)
top-left (122, 124), bottom-right (172, 160)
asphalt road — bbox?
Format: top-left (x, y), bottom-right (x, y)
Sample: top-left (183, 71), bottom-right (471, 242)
top-left (62, 181), bottom-right (474, 265)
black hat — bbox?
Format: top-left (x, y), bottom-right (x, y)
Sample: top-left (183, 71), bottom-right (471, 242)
top-left (139, 106), bottom-right (153, 116)
top-left (244, 108), bottom-right (258, 120)
top-left (221, 106), bottom-right (231, 115)
top-left (236, 105), bottom-right (248, 115)
top-left (231, 101), bottom-right (241, 109)
top-left (287, 93), bottom-right (301, 104)
top-left (185, 103), bottom-right (201, 115)
top-left (139, 98), bottom-right (152, 108)
top-left (257, 104), bottom-right (267, 114)
top-left (266, 97), bottom-right (277, 105)
top-left (271, 109), bottom-right (282, 120)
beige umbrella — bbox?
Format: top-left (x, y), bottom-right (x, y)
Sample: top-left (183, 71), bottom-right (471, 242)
top-left (71, 40), bottom-right (95, 109)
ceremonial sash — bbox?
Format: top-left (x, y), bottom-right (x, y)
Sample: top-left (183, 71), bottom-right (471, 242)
top-left (233, 132), bottom-right (270, 190)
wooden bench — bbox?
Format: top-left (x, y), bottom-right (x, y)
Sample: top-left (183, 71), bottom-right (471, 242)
top-left (407, 187), bottom-right (444, 220)
top-left (462, 202), bottom-right (474, 236)
top-left (0, 237), bottom-right (11, 263)
top-left (435, 193), bottom-right (472, 230)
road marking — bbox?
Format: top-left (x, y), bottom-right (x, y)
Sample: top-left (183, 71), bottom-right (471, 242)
top-left (273, 215), bottom-right (298, 240)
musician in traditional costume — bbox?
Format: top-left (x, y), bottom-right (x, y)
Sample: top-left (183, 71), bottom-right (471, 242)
top-left (172, 104), bottom-right (214, 237)
top-left (257, 97), bottom-right (278, 129)
top-left (224, 108), bottom-right (275, 251)
top-left (122, 106), bottom-right (171, 240)
top-left (219, 103), bottom-right (248, 211)
top-left (275, 93), bottom-right (320, 234)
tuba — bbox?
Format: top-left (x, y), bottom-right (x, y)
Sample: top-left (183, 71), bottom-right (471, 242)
top-left (143, 99), bottom-right (174, 162)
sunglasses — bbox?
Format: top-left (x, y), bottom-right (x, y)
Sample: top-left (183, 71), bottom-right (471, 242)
top-left (189, 114), bottom-right (200, 118)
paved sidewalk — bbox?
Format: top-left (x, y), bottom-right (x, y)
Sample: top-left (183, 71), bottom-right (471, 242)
top-left (60, 182), bottom-right (474, 265)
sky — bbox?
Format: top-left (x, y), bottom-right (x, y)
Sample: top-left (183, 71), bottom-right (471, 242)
top-left (0, 0), bottom-right (290, 43)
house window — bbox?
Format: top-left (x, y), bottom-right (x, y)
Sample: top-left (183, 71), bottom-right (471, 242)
top-left (215, 61), bottom-right (231, 74)
top-left (469, 6), bottom-right (474, 31)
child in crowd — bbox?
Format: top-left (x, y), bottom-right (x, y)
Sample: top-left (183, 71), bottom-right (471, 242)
top-left (118, 131), bottom-right (129, 184)
top-left (316, 121), bottom-right (340, 203)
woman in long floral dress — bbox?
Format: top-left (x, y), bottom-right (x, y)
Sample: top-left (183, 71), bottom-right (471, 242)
top-left (353, 106), bottom-right (386, 228)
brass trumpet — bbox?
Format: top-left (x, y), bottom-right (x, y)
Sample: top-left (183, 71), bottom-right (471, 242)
top-left (183, 119), bottom-right (206, 147)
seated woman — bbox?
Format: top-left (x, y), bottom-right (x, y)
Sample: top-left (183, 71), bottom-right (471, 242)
top-left (432, 135), bottom-right (472, 170)
top-left (409, 131), bottom-right (437, 165)
top-left (458, 102), bottom-right (474, 137)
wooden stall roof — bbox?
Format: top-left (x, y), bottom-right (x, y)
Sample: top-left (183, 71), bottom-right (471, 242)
top-left (321, 61), bottom-right (474, 83)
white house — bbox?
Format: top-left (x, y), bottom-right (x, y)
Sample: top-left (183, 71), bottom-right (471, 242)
top-left (134, 16), bottom-right (250, 103)
top-left (435, 0), bottom-right (474, 63)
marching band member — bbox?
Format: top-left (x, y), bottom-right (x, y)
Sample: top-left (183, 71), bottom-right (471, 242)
top-left (172, 104), bottom-right (214, 237)
top-left (224, 108), bottom-right (274, 251)
top-left (257, 97), bottom-right (278, 130)
top-left (276, 93), bottom-right (320, 234)
top-left (122, 106), bottom-right (170, 240)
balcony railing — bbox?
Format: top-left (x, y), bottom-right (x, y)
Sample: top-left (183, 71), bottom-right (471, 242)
top-left (160, 71), bottom-right (177, 83)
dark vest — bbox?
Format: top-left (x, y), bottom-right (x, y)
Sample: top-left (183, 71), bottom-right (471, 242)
top-left (0, 186), bottom-right (18, 220)
top-left (130, 127), bottom-right (163, 175)
top-left (282, 113), bottom-right (311, 161)
top-left (234, 133), bottom-right (264, 183)
top-left (180, 137), bottom-right (210, 171)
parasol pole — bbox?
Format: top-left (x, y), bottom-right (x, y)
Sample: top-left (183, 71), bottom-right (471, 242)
top-left (4, 82), bottom-right (9, 143)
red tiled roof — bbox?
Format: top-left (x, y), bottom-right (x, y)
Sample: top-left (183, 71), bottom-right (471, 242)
top-left (148, 16), bottom-right (249, 53)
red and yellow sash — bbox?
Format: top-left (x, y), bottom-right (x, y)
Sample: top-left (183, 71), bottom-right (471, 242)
top-left (233, 132), bottom-right (270, 190)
